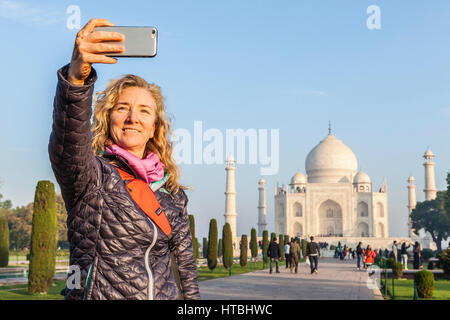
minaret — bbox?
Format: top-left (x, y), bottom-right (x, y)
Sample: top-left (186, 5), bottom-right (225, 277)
top-left (407, 176), bottom-right (417, 238)
top-left (224, 154), bottom-right (237, 237)
top-left (257, 178), bottom-right (267, 236)
top-left (423, 148), bottom-right (437, 201)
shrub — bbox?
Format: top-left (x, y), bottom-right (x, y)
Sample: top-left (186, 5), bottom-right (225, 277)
top-left (374, 255), bottom-right (382, 267)
top-left (188, 215), bottom-right (197, 263)
top-left (262, 230), bottom-right (269, 263)
top-left (28, 181), bottom-right (57, 294)
top-left (202, 237), bottom-right (208, 259)
top-left (222, 223), bottom-right (233, 270)
top-left (0, 214), bottom-right (9, 267)
top-left (330, 245), bottom-right (336, 251)
top-left (240, 234), bottom-right (248, 267)
top-left (218, 239), bottom-right (223, 258)
top-left (207, 219), bottom-right (218, 271)
top-left (420, 248), bottom-right (435, 262)
top-left (386, 257), bottom-right (395, 268)
top-left (250, 228), bottom-right (258, 261)
top-left (270, 232), bottom-right (276, 242)
top-left (279, 233), bottom-right (284, 260)
top-left (438, 248), bottom-right (450, 278)
top-left (414, 270), bottom-right (435, 298)
top-left (284, 235), bottom-right (290, 247)
top-left (301, 239), bottom-right (307, 258)
top-left (392, 261), bottom-right (403, 279)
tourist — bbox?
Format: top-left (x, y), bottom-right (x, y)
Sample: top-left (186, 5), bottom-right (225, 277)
top-left (49, 19), bottom-right (199, 300)
top-left (284, 240), bottom-right (291, 269)
top-left (413, 241), bottom-right (422, 269)
top-left (356, 242), bottom-right (363, 270)
top-left (290, 238), bottom-right (301, 273)
top-left (365, 245), bottom-right (375, 268)
top-left (267, 237), bottom-right (281, 274)
top-left (401, 241), bottom-right (412, 270)
top-left (392, 240), bottom-right (398, 262)
top-left (306, 236), bottom-right (321, 274)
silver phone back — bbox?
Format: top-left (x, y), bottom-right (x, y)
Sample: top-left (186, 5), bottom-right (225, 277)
top-left (94, 26), bottom-right (157, 57)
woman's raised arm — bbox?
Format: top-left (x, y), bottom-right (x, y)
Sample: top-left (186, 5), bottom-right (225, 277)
top-left (48, 19), bottom-right (124, 209)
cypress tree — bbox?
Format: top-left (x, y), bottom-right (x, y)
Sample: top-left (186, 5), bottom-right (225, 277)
top-left (284, 235), bottom-right (290, 247)
top-left (270, 232), bottom-right (276, 242)
top-left (218, 238), bottom-right (223, 258)
top-left (0, 214), bottom-right (9, 267)
top-left (194, 237), bottom-right (199, 264)
top-left (279, 233), bottom-right (285, 261)
top-left (262, 230), bottom-right (269, 263)
top-left (222, 223), bottom-right (233, 270)
top-left (301, 239), bottom-right (307, 258)
top-left (207, 219), bottom-right (218, 271)
top-left (188, 215), bottom-right (197, 263)
top-left (250, 228), bottom-right (258, 261)
top-left (28, 181), bottom-right (57, 294)
top-left (202, 237), bottom-right (208, 259)
top-left (240, 234), bottom-right (248, 267)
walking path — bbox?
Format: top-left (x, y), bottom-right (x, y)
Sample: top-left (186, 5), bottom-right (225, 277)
top-left (199, 258), bottom-right (383, 300)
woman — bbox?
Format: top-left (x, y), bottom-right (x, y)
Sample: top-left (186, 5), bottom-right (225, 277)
top-left (413, 241), bottom-right (422, 270)
top-left (49, 19), bottom-right (199, 300)
top-left (365, 245), bottom-right (375, 268)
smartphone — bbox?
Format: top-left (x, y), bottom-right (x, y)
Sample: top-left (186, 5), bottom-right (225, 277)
top-left (94, 26), bottom-right (157, 58)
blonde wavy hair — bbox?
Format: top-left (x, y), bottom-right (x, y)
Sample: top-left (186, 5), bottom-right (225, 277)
top-left (91, 74), bottom-right (184, 195)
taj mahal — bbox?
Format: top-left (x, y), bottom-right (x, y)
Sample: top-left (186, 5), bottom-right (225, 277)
top-left (223, 126), bottom-right (437, 251)
top-left (271, 128), bottom-right (388, 239)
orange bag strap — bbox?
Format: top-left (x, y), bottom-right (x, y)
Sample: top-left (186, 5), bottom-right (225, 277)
top-left (115, 167), bottom-right (172, 237)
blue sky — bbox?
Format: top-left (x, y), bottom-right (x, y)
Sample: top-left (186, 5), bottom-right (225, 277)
top-left (0, 0), bottom-right (449, 240)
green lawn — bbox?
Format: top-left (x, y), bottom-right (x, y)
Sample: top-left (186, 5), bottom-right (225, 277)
top-left (0, 258), bottom-right (291, 300)
top-left (381, 278), bottom-right (450, 300)
top-left (0, 280), bottom-right (66, 300)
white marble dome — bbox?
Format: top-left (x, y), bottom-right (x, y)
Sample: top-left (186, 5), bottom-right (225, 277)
top-left (290, 172), bottom-right (307, 185)
top-left (354, 170), bottom-right (371, 184)
top-left (305, 133), bottom-right (358, 183)
top-left (258, 178), bottom-right (266, 184)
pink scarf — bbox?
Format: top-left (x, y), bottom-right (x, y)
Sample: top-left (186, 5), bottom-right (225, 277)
top-left (105, 144), bottom-right (165, 184)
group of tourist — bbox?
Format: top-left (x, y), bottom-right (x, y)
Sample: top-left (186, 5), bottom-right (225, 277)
top-left (267, 236), bottom-right (321, 275)
top-left (266, 237), bottom-right (424, 277)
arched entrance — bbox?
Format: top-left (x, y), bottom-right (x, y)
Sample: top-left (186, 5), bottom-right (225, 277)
top-left (318, 200), bottom-right (343, 236)
top-left (293, 223), bottom-right (303, 237)
top-left (357, 222), bottom-right (369, 237)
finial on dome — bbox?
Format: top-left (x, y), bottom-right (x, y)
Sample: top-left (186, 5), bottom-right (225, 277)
top-left (328, 120), bottom-right (332, 135)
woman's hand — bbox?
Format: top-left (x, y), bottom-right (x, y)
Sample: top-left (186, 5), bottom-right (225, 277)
top-left (67, 18), bottom-right (125, 85)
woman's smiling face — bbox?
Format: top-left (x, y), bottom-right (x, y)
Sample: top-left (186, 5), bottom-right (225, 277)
top-left (109, 86), bottom-right (157, 158)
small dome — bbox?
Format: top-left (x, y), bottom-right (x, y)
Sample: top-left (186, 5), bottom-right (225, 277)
top-left (290, 172), bottom-right (307, 185)
top-left (227, 154), bottom-right (235, 162)
top-left (258, 178), bottom-right (266, 184)
top-left (408, 176), bottom-right (415, 182)
top-left (354, 170), bottom-right (371, 184)
top-left (424, 148), bottom-right (434, 157)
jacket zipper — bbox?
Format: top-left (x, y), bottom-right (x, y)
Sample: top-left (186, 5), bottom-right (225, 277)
top-left (108, 154), bottom-right (160, 300)
top-left (145, 218), bottom-right (158, 300)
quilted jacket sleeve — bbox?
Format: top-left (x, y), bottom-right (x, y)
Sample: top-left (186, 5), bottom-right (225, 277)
top-left (48, 64), bottom-right (99, 210)
top-left (172, 190), bottom-right (200, 300)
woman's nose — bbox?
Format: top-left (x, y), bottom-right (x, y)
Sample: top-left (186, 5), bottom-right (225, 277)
top-left (126, 109), bottom-right (138, 123)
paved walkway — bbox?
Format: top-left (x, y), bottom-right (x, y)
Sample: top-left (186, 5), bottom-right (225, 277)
top-left (199, 258), bottom-right (383, 300)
